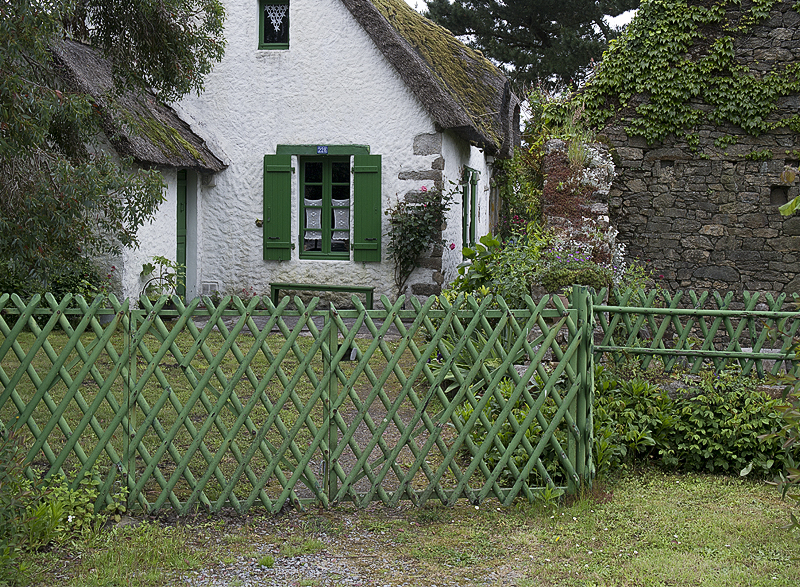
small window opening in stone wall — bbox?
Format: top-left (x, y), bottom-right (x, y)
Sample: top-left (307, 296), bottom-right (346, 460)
top-left (771, 185), bottom-right (788, 206)
top-left (785, 159), bottom-right (800, 169)
top-left (661, 160), bottom-right (674, 168)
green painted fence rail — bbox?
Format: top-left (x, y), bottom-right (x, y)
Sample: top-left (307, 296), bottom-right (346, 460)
top-left (4, 286), bottom-right (795, 515)
top-left (0, 289), bottom-right (595, 515)
top-left (591, 288), bottom-right (800, 375)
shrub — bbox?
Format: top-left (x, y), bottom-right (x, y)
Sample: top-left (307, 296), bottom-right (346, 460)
top-left (448, 223), bottom-right (649, 304)
top-left (0, 256), bottom-right (112, 302)
top-left (455, 378), bottom-right (569, 487)
top-left (595, 366), bottom-right (791, 476)
top-left (455, 365), bottom-right (794, 488)
top-left (761, 342), bottom-right (800, 529)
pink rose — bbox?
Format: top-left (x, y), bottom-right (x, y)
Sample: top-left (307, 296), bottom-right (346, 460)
top-left (420, 186), bottom-right (427, 192)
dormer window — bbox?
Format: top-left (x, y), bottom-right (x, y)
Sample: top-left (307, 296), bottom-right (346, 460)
top-left (260, 0), bottom-right (289, 50)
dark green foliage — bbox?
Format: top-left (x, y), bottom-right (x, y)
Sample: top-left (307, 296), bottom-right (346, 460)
top-left (456, 379), bottom-right (569, 486)
top-left (0, 0), bottom-right (225, 279)
top-left (537, 260), bottom-right (613, 293)
top-left (448, 233), bottom-right (541, 307)
top-left (582, 0), bottom-right (800, 145)
top-left (0, 257), bottom-right (112, 302)
top-left (0, 429), bottom-right (43, 585)
top-left (770, 388), bottom-right (800, 529)
top-left (458, 365), bottom-right (793, 488)
top-left (68, 0), bottom-right (226, 103)
top-left (595, 366), bottom-right (792, 476)
top-left (762, 341), bottom-right (800, 529)
top-left (385, 187), bottom-right (453, 295)
top-left (424, 0), bottom-right (638, 87)
top-left (492, 150), bottom-right (543, 242)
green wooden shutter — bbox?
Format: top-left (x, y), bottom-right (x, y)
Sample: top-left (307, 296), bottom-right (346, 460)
top-left (469, 170), bottom-right (478, 247)
top-left (353, 154), bottom-right (381, 262)
top-left (176, 170), bottom-right (187, 297)
top-left (263, 154), bottom-right (293, 261)
top-left (461, 178), bottom-right (469, 249)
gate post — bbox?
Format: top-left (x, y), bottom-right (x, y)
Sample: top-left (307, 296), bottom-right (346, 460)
top-left (572, 286), bottom-right (594, 491)
top-left (123, 305), bottom-right (137, 508)
top-left (324, 309), bottom-right (339, 502)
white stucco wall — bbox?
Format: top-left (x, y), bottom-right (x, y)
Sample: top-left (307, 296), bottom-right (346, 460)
top-left (119, 169), bottom-right (179, 300)
top-left (438, 131), bottom-right (495, 286)
top-left (157, 0), bottom-right (495, 304)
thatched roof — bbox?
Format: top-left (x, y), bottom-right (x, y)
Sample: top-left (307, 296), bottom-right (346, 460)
top-left (342, 0), bottom-right (520, 156)
top-left (51, 40), bottom-right (225, 173)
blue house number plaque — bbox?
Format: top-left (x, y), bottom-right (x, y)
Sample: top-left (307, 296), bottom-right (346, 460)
top-left (317, 146), bottom-right (328, 154)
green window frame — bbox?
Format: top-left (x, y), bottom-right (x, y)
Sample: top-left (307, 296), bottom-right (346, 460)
top-left (462, 167), bottom-right (479, 250)
top-left (263, 147), bottom-right (381, 263)
top-left (300, 156), bottom-right (350, 260)
top-left (259, 0), bottom-right (289, 50)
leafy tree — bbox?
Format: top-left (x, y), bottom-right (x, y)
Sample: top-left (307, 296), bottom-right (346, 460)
top-left (0, 0), bottom-right (225, 283)
top-left (424, 0), bottom-right (638, 88)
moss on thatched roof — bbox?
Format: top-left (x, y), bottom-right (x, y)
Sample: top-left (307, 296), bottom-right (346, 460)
top-left (51, 40), bottom-right (225, 172)
top-left (341, 0), bottom-right (519, 155)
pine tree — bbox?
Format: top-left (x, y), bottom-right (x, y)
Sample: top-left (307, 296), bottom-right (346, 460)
top-left (425, 0), bottom-right (638, 88)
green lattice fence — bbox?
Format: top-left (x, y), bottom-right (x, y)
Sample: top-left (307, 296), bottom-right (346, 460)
top-left (0, 289), bottom-right (595, 515)
top-left (593, 289), bottom-right (800, 375)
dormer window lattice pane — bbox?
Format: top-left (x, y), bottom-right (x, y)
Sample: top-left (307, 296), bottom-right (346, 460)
top-left (265, 4), bottom-right (287, 32)
top-left (260, 0), bottom-right (289, 49)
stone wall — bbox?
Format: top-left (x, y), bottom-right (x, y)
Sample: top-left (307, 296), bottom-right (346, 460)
top-left (601, 1), bottom-right (800, 294)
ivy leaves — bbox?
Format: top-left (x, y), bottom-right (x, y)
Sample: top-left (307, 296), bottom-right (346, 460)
top-left (583, 0), bottom-right (800, 145)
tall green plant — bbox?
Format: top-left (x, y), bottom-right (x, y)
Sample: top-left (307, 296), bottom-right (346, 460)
top-left (760, 341), bottom-right (800, 530)
top-left (385, 187), bottom-right (453, 296)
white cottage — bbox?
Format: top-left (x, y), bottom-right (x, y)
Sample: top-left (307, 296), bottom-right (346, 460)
top-left (59, 0), bottom-right (520, 303)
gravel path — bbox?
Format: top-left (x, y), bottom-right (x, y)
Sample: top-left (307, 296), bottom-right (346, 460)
top-left (146, 503), bottom-right (525, 587)
top-left (173, 521), bottom-right (518, 587)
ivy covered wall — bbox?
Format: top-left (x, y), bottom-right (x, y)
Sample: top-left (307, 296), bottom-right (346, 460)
top-left (584, 0), bottom-right (800, 293)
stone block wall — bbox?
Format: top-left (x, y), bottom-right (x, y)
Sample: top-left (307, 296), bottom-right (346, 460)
top-left (604, 124), bottom-right (800, 294)
top-left (601, 1), bottom-right (800, 295)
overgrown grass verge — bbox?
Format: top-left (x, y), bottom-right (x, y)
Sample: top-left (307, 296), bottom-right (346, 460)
top-left (17, 470), bottom-right (800, 587)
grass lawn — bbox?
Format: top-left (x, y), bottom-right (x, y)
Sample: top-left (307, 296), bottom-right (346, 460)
top-left (20, 470), bottom-right (800, 587)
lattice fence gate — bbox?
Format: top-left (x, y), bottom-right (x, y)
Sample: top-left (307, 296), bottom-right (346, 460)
top-left (0, 289), bottom-right (595, 515)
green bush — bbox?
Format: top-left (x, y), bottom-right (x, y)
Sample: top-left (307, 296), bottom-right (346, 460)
top-left (448, 224), bottom-right (650, 305)
top-left (456, 365), bottom-right (794, 488)
top-left (448, 230), bottom-right (553, 307)
top-left (455, 378), bottom-right (569, 487)
top-left (0, 256), bottom-right (112, 301)
top-left (595, 366), bottom-right (791, 476)
top-left (537, 261), bottom-right (612, 293)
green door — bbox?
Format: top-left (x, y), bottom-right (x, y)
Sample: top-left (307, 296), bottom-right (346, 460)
top-left (177, 170), bottom-right (187, 298)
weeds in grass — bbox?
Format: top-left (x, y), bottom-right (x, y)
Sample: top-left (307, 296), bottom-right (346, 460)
top-left (280, 537), bottom-right (324, 557)
top-left (60, 522), bottom-right (199, 587)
